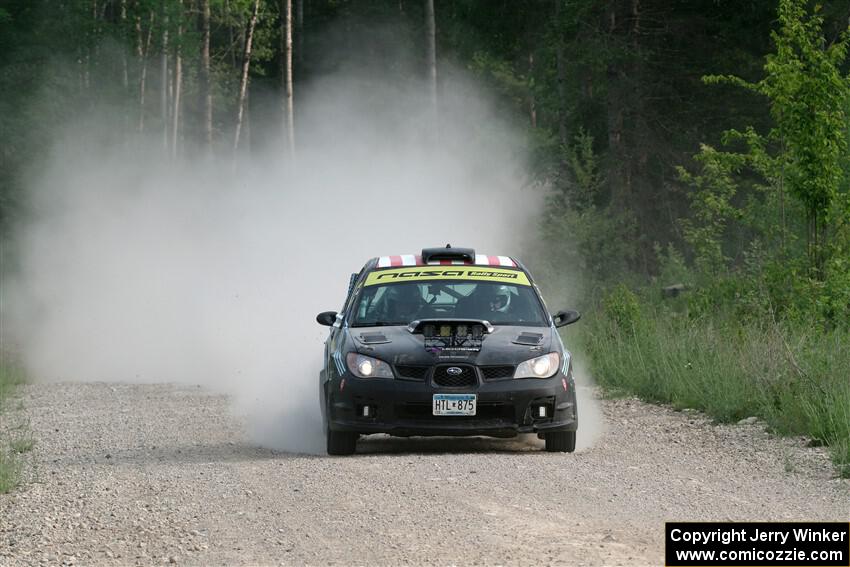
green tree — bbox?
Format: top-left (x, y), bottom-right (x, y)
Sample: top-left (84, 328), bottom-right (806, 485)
top-left (704, 0), bottom-right (850, 277)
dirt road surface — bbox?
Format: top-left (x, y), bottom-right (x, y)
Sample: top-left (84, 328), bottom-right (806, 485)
top-left (1, 382), bottom-right (847, 566)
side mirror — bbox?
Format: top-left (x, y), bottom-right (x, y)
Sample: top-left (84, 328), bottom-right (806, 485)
top-left (316, 311), bottom-right (338, 326)
top-left (553, 309), bottom-right (581, 328)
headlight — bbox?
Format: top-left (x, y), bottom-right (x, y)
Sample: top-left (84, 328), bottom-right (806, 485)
top-left (346, 353), bottom-right (394, 378)
top-left (514, 352), bottom-right (560, 379)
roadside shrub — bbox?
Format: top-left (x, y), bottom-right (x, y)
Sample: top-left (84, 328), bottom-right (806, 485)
top-left (601, 284), bottom-right (641, 330)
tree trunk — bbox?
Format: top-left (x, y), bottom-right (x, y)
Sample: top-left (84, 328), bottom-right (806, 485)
top-left (281, 0), bottom-right (295, 160)
top-left (225, 0), bottom-right (237, 69)
top-left (77, 49), bottom-right (85, 93)
top-left (120, 0), bottom-right (129, 90)
top-left (555, 0), bottom-right (567, 148)
top-left (296, 0), bottom-right (304, 66)
top-left (809, 211), bottom-right (827, 278)
top-left (244, 90), bottom-right (252, 152)
top-left (630, 0), bottom-right (647, 174)
top-left (200, 0), bottom-right (213, 150)
top-left (424, 0), bottom-right (437, 134)
top-left (120, 0), bottom-right (129, 133)
top-left (528, 52), bottom-right (537, 128)
top-left (605, 0), bottom-right (630, 211)
top-left (85, 0), bottom-right (96, 92)
top-left (234, 0), bottom-right (260, 153)
top-left (628, 0), bottom-right (652, 271)
top-left (172, 0), bottom-right (183, 159)
top-left (136, 11), bottom-right (155, 133)
top-left (778, 133), bottom-right (787, 260)
top-left (161, 11), bottom-right (170, 152)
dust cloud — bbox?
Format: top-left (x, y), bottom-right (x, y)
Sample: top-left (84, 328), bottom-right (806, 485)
top-left (1, 66), bottom-right (604, 454)
top-left (572, 362), bottom-right (605, 451)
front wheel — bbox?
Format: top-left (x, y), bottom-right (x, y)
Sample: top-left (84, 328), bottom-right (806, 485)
top-left (326, 430), bottom-right (358, 455)
top-left (544, 430), bottom-right (576, 453)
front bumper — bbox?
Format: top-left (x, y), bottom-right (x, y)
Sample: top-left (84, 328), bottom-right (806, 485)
top-left (326, 372), bottom-right (577, 438)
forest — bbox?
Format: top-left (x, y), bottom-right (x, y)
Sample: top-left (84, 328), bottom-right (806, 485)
top-left (0, 0), bottom-right (848, 475)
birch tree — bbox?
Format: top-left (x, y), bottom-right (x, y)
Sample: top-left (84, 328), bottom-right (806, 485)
top-left (424, 0), bottom-right (437, 132)
top-left (120, 0), bottom-right (129, 91)
top-left (160, 9), bottom-right (169, 151)
top-left (171, 0), bottom-right (184, 158)
top-left (234, 0), bottom-right (261, 152)
top-left (136, 11), bottom-right (155, 132)
top-left (200, 0), bottom-right (213, 149)
top-left (281, 0), bottom-right (295, 160)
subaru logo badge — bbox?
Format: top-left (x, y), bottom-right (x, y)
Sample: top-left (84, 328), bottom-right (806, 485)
top-left (447, 367), bottom-right (463, 375)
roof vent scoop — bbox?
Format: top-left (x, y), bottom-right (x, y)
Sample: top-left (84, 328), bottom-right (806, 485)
top-left (421, 244), bottom-right (475, 263)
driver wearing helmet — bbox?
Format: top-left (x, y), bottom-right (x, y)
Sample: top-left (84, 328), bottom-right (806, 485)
top-left (383, 285), bottom-right (423, 322)
top-left (477, 284), bottom-right (512, 314)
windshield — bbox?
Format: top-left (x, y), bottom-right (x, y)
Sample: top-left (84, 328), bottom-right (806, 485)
top-left (351, 281), bottom-right (548, 327)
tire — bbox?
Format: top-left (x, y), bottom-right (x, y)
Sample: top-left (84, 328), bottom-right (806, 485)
top-left (545, 430), bottom-right (576, 453)
top-left (326, 430), bottom-right (358, 455)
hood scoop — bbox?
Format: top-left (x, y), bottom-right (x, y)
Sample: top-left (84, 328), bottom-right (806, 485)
top-left (407, 318), bottom-right (492, 353)
top-left (357, 332), bottom-right (391, 345)
top-left (512, 332), bottom-right (543, 346)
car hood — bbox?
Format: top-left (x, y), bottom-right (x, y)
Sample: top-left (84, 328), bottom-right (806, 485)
top-left (348, 324), bottom-right (554, 367)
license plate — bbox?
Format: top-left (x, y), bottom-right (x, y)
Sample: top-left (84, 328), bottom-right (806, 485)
top-left (433, 393), bottom-right (477, 416)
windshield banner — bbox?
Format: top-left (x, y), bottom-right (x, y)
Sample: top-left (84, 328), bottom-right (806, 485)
top-left (364, 266), bottom-right (531, 286)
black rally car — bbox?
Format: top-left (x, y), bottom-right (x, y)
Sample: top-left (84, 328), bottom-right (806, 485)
top-left (316, 246), bottom-right (581, 455)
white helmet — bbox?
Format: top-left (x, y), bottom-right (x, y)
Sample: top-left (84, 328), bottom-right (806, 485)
top-left (480, 285), bottom-right (511, 313)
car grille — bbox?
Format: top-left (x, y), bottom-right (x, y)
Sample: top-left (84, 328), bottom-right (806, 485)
top-left (394, 364), bottom-right (513, 384)
top-left (395, 365), bottom-right (430, 381)
top-left (480, 365), bottom-right (515, 380)
top-left (433, 365), bottom-right (477, 388)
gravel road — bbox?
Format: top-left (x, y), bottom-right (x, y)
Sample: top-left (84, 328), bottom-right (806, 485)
top-left (1, 382), bottom-right (847, 566)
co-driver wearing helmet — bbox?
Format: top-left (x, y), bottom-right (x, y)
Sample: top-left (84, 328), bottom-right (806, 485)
top-left (383, 285), bottom-right (423, 322)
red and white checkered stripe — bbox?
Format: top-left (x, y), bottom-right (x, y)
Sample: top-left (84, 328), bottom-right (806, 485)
top-left (475, 254), bottom-right (516, 267)
top-left (375, 254), bottom-right (418, 267)
top-left (375, 254), bottom-right (517, 268)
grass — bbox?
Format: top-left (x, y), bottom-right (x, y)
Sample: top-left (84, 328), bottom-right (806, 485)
top-left (0, 353), bottom-right (25, 407)
top-left (580, 302), bottom-right (850, 478)
top-left (10, 432), bottom-right (35, 454)
top-left (0, 353), bottom-right (29, 493)
top-left (0, 450), bottom-right (22, 493)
